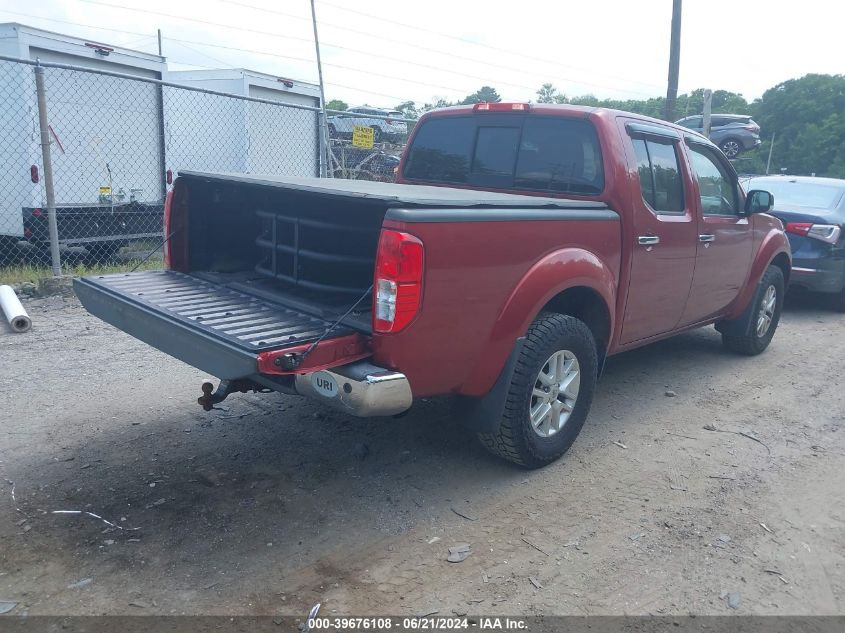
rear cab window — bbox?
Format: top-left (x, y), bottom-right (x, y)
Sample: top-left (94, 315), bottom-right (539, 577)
top-left (402, 114), bottom-right (604, 196)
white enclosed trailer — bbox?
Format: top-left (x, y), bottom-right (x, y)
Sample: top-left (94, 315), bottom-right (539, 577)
top-left (165, 68), bottom-right (321, 179)
top-left (0, 23), bottom-right (167, 253)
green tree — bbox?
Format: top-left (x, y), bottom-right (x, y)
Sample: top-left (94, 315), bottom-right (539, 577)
top-left (461, 86), bottom-right (501, 105)
top-left (746, 74), bottom-right (845, 176)
top-left (394, 100), bottom-right (419, 119)
top-left (325, 99), bottom-right (348, 111)
top-left (536, 83), bottom-right (557, 103)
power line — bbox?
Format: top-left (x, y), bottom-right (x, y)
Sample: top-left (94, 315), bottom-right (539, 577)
top-left (165, 37), bottom-right (475, 95)
top-left (319, 0), bottom-right (667, 93)
top-left (75, 0), bottom-right (658, 98)
top-left (0, 9), bottom-right (154, 42)
top-left (214, 0), bottom-right (660, 97)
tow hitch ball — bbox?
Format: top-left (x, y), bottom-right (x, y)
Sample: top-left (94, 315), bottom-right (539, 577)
top-left (197, 379), bottom-right (253, 411)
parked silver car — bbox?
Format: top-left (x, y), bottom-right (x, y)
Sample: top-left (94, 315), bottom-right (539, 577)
top-left (327, 107), bottom-right (408, 143)
top-left (676, 114), bottom-right (761, 159)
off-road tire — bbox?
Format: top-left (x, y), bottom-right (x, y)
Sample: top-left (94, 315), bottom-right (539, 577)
top-left (722, 265), bottom-right (784, 355)
top-left (477, 313), bottom-right (598, 469)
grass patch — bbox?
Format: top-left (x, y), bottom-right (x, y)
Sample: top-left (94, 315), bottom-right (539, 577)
top-left (0, 258), bottom-right (163, 286)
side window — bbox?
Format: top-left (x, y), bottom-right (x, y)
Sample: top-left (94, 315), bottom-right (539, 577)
top-left (688, 145), bottom-right (739, 216)
top-left (631, 136), bottom-right (685, 213)
top-left (680, 116), bottom-right (702, 130)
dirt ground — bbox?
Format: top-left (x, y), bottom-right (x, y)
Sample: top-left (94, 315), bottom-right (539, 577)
top-left (1, 292), bottom-right (843, 618)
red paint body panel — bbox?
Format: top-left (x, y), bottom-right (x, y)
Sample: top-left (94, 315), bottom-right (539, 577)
top-left (389, 103), bottom-right (790, 381)
top-left (371, 220), bottom-right (621, 397)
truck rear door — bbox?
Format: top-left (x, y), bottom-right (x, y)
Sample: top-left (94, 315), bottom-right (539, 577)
top-left (618, 121), bottom-right (697, 344)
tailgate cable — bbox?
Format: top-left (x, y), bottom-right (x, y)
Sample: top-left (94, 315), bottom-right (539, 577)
top-left (279, 284), bottom-right (374, 371)
top-left (129, 227), bottom-right (179, 273)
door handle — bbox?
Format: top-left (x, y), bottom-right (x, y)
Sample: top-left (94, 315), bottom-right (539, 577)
top-left (699, 234), bottom-right (715, 243)
top-left (638, 235), bottom-right (660, 246)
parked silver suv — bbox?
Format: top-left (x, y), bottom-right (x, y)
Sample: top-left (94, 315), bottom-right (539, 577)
top-left (327, 107), bottom-right (408, 143)
top-left (675, 114), bottom-right (761, 159)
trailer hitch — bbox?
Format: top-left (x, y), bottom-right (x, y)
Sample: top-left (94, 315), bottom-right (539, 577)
top-left (197, 379), bottom-right (256, 411)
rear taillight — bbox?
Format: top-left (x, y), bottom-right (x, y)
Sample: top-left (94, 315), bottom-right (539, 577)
top-left (31, 208), bottom-right (43, 218)
top-left (785, 222), bottom-right (841, 244)
top-left (162, 184), bottom-right (189, 271)
top-left (162, 190), bottom-right (174, 268)
top-left (373, 229), bottom-right (424, 333)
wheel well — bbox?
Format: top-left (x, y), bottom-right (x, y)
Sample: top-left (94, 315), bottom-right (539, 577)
top-left (541, 287), bottom-right (611, 355)
top-left (771, 252), bottom-right (791, 287)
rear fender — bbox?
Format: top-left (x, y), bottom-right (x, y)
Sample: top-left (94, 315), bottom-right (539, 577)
top-left (460, 247), bottom-right (616, 396)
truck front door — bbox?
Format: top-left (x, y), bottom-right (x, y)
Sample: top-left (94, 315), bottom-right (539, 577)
top-left (619, 122), bottom-right (698, 344)
top-left (678, 141), bottom-right (753, 325)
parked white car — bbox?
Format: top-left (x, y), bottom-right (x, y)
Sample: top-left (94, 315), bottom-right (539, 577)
top-left (327, 107), bottom-right (408, 143)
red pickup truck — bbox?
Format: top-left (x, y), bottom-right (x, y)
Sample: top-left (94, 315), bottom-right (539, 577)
top-left (74, 103), bottom-right (790, 468)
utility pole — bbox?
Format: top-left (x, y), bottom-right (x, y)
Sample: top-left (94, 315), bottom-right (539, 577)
top-left (664, 0), bottom-right (682, 121)
top-left (702, 89), bottom-right (712, 138)
top-left (34, 61), bottom-right (61, 276)
top-left (310, 0), bottom-right (332, 177)
top-left (766, 133), bottom-right (776, 175)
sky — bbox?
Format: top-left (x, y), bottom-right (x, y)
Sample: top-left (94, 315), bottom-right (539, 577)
top-left (0, 0), bottom-right (842, 110)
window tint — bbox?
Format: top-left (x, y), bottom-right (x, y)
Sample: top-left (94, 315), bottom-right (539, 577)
top-left (403, 117), bottom-right (475, 183)
top-left (404, 115), bottom-right (604, 194)
top-left (648, 141), bottom-right (684, 212)
top-left (472, 127), bottom-right (520, 176)
top-left (688, 145), bottom-right (739, 215)
top-left (513, 117), bottom-right (604, 193)
top-left (679, 116), bottom-right (702, 129)
top-left (631, 137), bottom-right (684, 213)
top-left (632, 138), bottom-right (655, 208)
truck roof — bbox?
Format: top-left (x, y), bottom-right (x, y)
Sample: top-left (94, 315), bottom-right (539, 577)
top-left (420, 103), bottom-right (708, 143)
top-left (178, 171), bottom-right (610, 210)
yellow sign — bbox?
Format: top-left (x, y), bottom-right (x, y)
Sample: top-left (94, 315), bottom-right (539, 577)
top-left (99, 186), bottom-right (112, 195)
top-left (352, 125), bottom-right (375, 149)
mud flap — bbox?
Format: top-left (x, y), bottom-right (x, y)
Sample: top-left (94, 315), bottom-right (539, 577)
top-left (455, 337), bottom-right (525, 434)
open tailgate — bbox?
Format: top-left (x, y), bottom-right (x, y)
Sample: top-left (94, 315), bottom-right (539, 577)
top-left (73, 270), bottom-right (368, 379)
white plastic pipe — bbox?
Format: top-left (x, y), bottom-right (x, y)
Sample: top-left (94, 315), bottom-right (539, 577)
top-left (0, 285), bottom-right (31, 333)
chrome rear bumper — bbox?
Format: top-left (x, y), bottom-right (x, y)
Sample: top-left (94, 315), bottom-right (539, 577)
top-left (294, 361), bottom-right (412, 417)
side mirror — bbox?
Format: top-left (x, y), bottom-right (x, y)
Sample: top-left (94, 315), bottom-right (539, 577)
top-left (745, 189), bottom-right (774, 215)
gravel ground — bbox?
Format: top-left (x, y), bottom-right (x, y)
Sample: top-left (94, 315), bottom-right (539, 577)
top-left (0, 292), bottom-right (843, 617)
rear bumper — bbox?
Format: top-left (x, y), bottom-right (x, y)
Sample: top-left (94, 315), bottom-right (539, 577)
top-left (789, 264), bottom-right (845, 294)
top-left (294, 361), bottom-right (412, 417)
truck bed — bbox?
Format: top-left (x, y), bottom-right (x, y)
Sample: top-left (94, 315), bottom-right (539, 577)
top-left (74, 269), bottom-right (355, 379)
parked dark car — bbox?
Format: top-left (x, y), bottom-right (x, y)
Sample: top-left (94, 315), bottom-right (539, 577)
top-left (746, 175), bottom-right (845, 310)
top-left (676, 114), bottom-right (761, 159)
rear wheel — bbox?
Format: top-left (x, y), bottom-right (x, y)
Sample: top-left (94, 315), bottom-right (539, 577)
top-left (477, 313), bottom-right (597, 469)
top-left (721, 265), bottom-right (784, 355)
top-left (720, 138), bottom-right (743, 159)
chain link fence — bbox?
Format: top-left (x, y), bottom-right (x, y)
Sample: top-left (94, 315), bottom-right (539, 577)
top-left (0, 55), bottom-right (415, 280)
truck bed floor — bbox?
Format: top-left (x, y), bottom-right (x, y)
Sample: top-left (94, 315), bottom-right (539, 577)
top-left (84, 270), bottom-right (351, 352)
